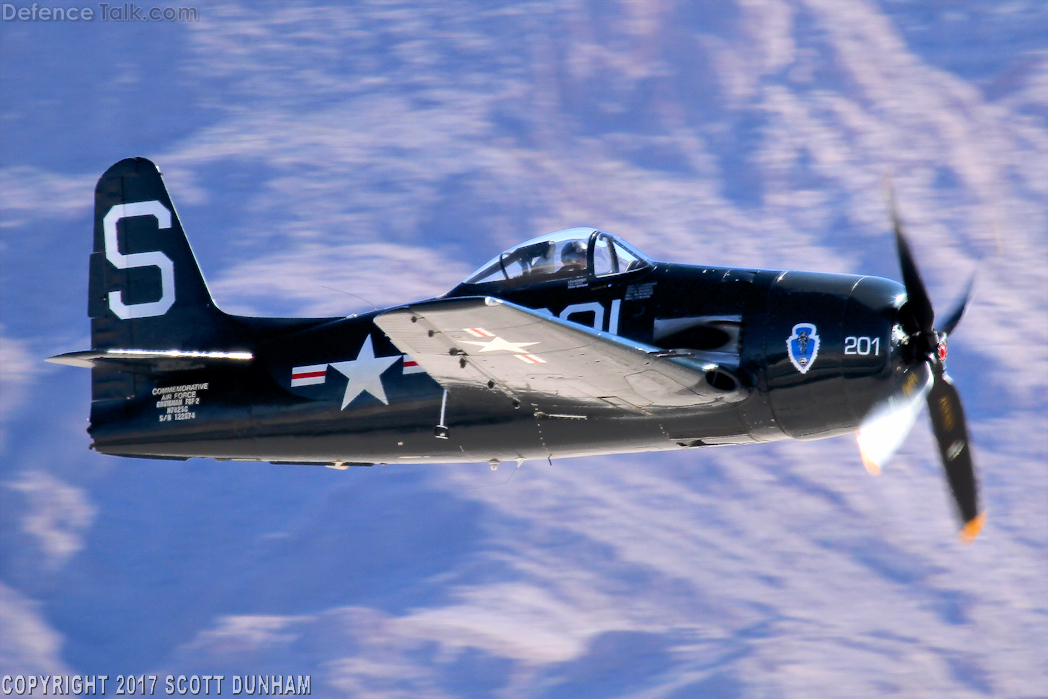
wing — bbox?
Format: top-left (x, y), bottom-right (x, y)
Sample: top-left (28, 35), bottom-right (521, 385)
top-left (374, 296), bottom-right (746, 414)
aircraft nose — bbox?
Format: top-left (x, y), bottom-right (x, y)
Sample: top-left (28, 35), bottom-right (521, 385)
top-left (840, 275), bottom-right (908, 422)
top-left (764, 271), bottom-right (902, 438)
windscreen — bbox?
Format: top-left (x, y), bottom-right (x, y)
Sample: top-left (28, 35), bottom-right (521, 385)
top-left (461, 228), bottom-right (651, 286)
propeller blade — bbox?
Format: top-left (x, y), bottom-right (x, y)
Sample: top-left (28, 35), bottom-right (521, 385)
top-left (926, 366), bottom-right (984, 542)
top-left (886, 180), bottom-right (935, 335)
top-left (936, 274), bottom-right (975, 337)
top-left (880, 180), bottom-right (982, 540)
top-left (856, 363), bottom-right (933, 474)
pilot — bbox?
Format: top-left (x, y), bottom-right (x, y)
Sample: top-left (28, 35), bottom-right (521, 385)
top-left (560, 241), bottom-right (587, 272)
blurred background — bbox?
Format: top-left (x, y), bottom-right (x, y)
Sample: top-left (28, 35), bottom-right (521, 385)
top-left (1, 1), bottom-right (1045, 696)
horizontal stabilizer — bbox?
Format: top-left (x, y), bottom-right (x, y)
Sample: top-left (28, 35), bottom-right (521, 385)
top-left (47, 348), bottom-right (252, 374)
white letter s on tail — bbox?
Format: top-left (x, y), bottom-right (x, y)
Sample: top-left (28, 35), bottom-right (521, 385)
top-left (103, 201), bottom-right (175, 319)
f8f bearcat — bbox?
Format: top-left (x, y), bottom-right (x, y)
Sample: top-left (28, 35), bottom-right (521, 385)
top-left (49, 158), bottom-right (985, 541)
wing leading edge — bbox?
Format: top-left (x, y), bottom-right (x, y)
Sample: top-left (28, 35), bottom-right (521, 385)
top-left (374, 296), bottom-right (747, 414)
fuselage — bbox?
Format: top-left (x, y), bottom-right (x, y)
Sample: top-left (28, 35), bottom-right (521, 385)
top-left (89, 261), bottom-right (907, 465)
top-left (56, 159), bottom-right (982, 538)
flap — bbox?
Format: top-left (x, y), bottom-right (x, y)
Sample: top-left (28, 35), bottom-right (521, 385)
top-left (374, 296), bottom-right (746, 412)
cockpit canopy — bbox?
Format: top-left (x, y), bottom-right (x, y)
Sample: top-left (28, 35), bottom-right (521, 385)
top-left (461, 228), bottom-right (653, 287)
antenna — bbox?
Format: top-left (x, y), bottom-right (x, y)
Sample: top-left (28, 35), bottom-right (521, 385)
top-left (320, 285), bottom-right (378, 311)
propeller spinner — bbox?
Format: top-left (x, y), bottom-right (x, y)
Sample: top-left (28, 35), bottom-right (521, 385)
top-left (857, 183), bottom-right (984, 542)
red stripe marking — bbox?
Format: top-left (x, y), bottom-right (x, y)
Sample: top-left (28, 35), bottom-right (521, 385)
top-left (293, 370), bottom-right (326, 379)
top-left (404, 360), bottom-right (419, 367)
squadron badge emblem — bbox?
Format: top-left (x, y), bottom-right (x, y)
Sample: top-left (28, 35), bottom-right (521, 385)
top-left (787, 323), bottom-right (820, 374)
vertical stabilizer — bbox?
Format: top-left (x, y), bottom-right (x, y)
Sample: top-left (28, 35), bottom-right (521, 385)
top-left (89, 157), bottom-right (223, 351)
top-left (88, 157), bottom-right (228, 400)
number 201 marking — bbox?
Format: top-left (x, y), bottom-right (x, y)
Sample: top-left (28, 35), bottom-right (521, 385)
top-left (844, 336), bottom-right (880, 355)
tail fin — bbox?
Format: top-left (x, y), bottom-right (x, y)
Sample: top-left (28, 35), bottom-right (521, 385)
top-left (89, 157), bottom-right (225, 351)
top-left (82, 157), bottom-right (238, 402)
top-left (47, 157), bottom-right (338, 442)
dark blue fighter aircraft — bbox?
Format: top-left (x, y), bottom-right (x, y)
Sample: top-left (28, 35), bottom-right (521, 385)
top-left (49, 158), bottom-right (984, 541)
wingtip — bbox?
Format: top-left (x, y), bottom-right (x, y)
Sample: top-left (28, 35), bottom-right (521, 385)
top-left (860, 451), bottom-right (882, 476)
top-left (958, 512), bottom-right (986, 544)
top-left (856, 436), bottom-right (882, 476)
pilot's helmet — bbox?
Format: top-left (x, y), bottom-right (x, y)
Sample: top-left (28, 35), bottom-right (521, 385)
top-left (560, 241), bottom-right (587, 270)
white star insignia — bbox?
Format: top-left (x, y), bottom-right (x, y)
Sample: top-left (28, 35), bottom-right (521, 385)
top-left (461, 336), bottom-right (539, 354)
top-left (328, 335), bottom-right (400, 409)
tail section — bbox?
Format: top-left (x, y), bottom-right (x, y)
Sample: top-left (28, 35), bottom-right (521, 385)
top-left (89, 157), bottom-right (223, 351)
top-left (46, 157), bottom-right (341, 456)
top-left (84, 157), bottom-right (237, 403)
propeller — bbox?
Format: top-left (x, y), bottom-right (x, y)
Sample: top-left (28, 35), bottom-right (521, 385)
top-left (857, 181), bottom-right (984, 542)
